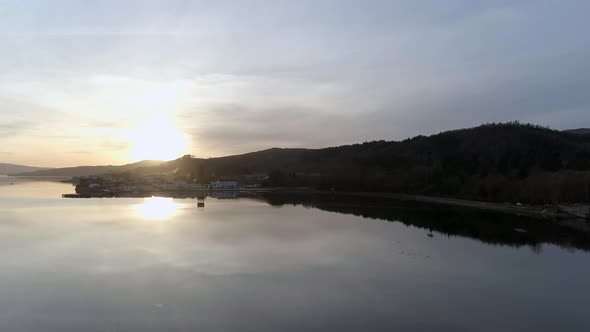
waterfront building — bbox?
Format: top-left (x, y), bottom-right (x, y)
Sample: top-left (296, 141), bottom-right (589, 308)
top-left (210, 180), bottom-right (239, 189)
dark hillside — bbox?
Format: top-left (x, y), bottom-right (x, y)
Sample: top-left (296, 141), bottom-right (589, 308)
top-left (564, 128), bottom-right (590, 135)
top-left (129, 123), bottom-right (590, 203)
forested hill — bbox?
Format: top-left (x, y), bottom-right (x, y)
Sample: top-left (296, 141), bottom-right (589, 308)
top-left (144, 122), bottom-right (590, 204)
top-left (564, 128), bottom-right (590, 135)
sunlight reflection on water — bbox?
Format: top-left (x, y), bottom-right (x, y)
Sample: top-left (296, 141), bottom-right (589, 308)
top-left (135, 197), bottom-right (180, 220)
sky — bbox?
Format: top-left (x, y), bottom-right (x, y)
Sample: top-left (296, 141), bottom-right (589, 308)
top-left (1, 0), bottom-right (589, 167)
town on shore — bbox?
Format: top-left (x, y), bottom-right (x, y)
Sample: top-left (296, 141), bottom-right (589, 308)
top-left (68, 173), bottom-right (268, 198)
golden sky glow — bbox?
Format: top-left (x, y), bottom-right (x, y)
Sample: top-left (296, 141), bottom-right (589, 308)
top-left (122, 118), bottom-right (189, 162)
top-left (1, 2), bottom-right (588, 167)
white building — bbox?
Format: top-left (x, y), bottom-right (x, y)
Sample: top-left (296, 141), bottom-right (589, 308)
top-left (120, 185), bottom-right (136, 192)
top-left (210, 180), bottom-right (239, 189)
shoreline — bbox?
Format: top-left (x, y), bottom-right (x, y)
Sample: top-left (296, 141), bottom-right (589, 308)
top-left (269, 189), bottom-right (590, 233)
top-left (261, 189), bottom-right (589, 221)
top-left (64, 186), bottom-right (589, 222)
top-left (318, 191), bottom-right (582, 220)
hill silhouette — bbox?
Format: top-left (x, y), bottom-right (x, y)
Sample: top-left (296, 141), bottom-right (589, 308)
top-left (0, 163), bottom-right (51, 175)
top-left (564, 128), bottom-right (590, 135)
top-left (13, 160), bottom-right (163, 177)
top-left (135, 122), bottom-right (590, 204)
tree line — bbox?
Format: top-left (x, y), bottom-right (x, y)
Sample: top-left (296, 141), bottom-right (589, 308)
top-left (138, 122), bottom-right (590, 204)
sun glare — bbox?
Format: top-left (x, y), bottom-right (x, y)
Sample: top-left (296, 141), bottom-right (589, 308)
top-left (136, 197), bottom-right (180, 220)
top-left (123, 119), bottom-right (188, 161)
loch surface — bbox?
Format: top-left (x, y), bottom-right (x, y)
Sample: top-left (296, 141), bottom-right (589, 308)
top-left (1, 181), bottom-right (589, 332)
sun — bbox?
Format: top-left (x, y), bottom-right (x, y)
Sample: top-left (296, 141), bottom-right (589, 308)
top-left (123, 119), bottom-right (188, 161)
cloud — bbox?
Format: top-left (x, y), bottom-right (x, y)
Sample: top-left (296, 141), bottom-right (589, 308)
top-left (362, 49), bottom-right (590, 137)
top-left (183, 103), bottom-right (372, 156)
top-left (101, 139), bottom-right (128, 151)
top-left (0, 97), bottom-right (67, 133)
top-left (1, 1), bottom-right (590, 166)
top-left (0, 120), bottom-right (34, 138)
top-left (180, 40), bottom-right (590, 156)
top-left (82, 121), bottom-right (122, 129)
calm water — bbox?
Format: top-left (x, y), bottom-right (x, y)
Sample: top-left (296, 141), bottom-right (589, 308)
top-left (1, 180), bottom-right (590, 332)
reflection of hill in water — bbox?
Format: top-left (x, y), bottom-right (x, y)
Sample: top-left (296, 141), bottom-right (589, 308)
top-left (257, 193), bottom-right (590, 252)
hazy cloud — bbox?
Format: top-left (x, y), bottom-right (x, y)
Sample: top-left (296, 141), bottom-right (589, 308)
top-left (82, 121), bottom-right (122, 129)
top-left (0, 1), bottom-right (589, 165)
top-left (0, 120), bottom-right (35, 137)
top-left (101, 139), bottom-right (128, 151)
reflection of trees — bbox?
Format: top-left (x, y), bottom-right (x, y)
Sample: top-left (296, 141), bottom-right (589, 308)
top-left (258, 193), bottom-right (590, 252)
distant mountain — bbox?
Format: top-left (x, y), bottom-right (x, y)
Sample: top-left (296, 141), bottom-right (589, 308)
top-left (564, 128), bottom-right (590, 135)
top-left (12, 160), bottom-right (163, 177)
top-left (0, 163), bottom-right (51, 175)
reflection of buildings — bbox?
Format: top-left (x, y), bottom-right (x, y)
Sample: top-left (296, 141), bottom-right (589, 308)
top-left (211, 191), bottom-right (239, 199)
top-left (197, 195), bottom-right (205, 207)
top-left (162, 182), bottom-right (210, 190)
